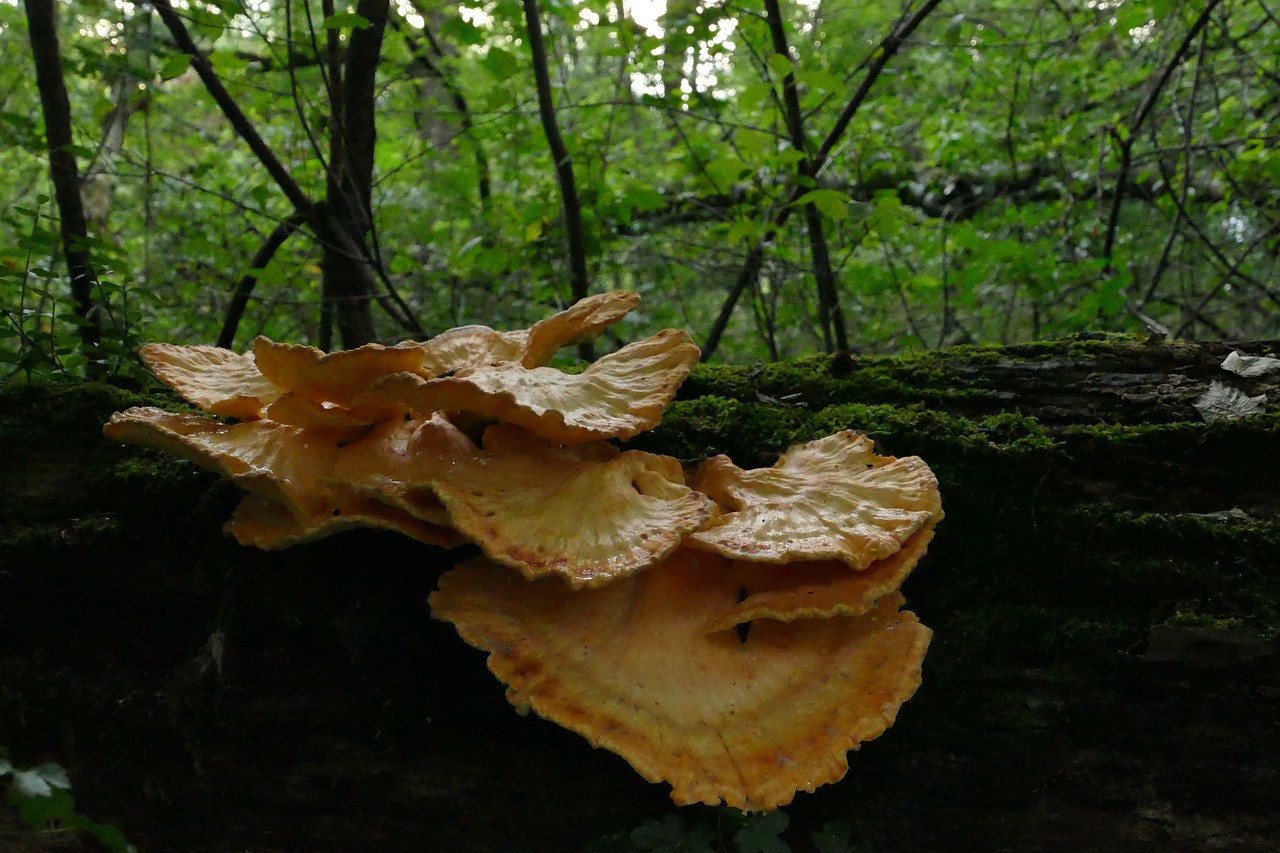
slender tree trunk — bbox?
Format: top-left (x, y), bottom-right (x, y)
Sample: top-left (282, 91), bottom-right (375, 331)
top-left (321, 0), bottom-right (388, 349)
top-left (763, 0), bottom-right (846, 352)
top-left (24, 0), bottom-right (103, 363)
top-left (521, 0), bottom-right (592, 356)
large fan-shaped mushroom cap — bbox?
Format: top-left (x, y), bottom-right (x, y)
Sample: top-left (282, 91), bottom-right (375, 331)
top-left (373, 329), bottom-right (700, 443)
top-left (431, 425), bottom-right (713, 587)
top-left (431, 550), bottom-right (931, 810)
top-left (688, 431), bottom-right (942, 569)
top-left (329, 413), bottom-right (479, 528)
top-left (103, 406), bottom-right (357, 513)
top-left (139, 343), bottom-right (281, 419)
top-left (262, 393), bottom-right (373, 429)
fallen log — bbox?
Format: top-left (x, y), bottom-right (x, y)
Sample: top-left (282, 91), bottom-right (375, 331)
top-left (1, 333), bottom-right (1277, 852)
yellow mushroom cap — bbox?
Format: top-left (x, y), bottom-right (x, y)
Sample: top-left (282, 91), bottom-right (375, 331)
top-left (413, 325), bottom-right (529, 376)
top-left (139, 343), bottom-right (281, 420)
top-left (431, 550), bottom-right (932, 811)
top-left (374, 328), bottom-right (700, 443)
top-left (520, 290), bottom-right (642, 367)
top-left (704, 527), bottom-right (936, 632)
top-left (226, 492), bottom-right (464, 551)
top-left (688, 431), bottom-right (942, 569)
top-left (431, 424), bottom-right (713, 587)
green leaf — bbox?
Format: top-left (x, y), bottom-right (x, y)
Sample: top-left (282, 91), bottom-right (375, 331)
top-left (797, 67), bottom-right (841, 94)
top-left (727, 219), bottom-right (761, 244)
top-left (80, 819), bottom-right (138, 853)
top-left (629, 814), bottom-right (715, 852)
top-left (705, 155), bottom-right (747, 190)
top-left (767, 52), bottom-right (794, 82)
top-left (734, 810), bottom-right (790, 853)
top-left (323, 12), bottom-right (371, 30)
top-left (482, 47), bottom-right (522, 81)
top-left (809, 821), bottom-right (859, 853)
top-left (159, 54), bottom-right (191, 81)
top-left (10, 763), bottom-right (71, 798)
top-left (440, 16), bottom-right (486, 46)
top-left (10, 785), bottom-right (76, 829)
top-left (623, 187), bottom-right (666, 212)
top-left (737, 82), bottom-right (774, 113)
top-left (795, 188), bottom-right (851, 221)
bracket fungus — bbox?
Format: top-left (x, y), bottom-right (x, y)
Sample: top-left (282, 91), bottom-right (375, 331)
top-left (105, 291), bottom-right (943, 811)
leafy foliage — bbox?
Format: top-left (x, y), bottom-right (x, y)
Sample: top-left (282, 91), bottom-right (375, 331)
top-left (2, 0), bottom-right (1277, 376)
top-left (0, 748), bottom-right (136, 852)
top-left (586, 807), bottom-right (871, 853)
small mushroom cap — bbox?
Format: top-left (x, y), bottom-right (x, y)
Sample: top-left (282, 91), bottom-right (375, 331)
top-left (226, 492), bottom-right (464, 550)
top-left (414, 325), bottom-right (528, 375)
top-left (688, 431), bottom-right (942, 568)
top-left (431, 550), bottom-right (931, 811)
top-left (104, 406), bottom-right (363, 517)
top-left (520, 290), bottom-right (641, 367)
top-left (252, 337), bottom-right (422, 421)
top-left (411, 291), bottom-right (639, 375)
top-left (103, 407), bottom-right (465, 548)
top-left (263, 393), bottom-right (372, 429)
top-left (374, 329), bottom-right (700, 443)
top-left (139, 343), bottom-right (281, 419)
top-left (431, 424), bottom-right (714, 587)
top-left (704, 527), bottom-right (936, 632)
top-left (328, 414), bottom-right (479, 528)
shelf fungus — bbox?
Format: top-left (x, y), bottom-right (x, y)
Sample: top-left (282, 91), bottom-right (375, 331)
top-left (105, 291), bottom-right (943, 811)
top-left (430, 551), bottom-right (931, 811)
top-left (372, 327), bottom-right (700, 444)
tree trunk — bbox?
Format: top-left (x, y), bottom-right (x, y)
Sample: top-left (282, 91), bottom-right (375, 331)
top-left (320, 0), bottom-right (388, 350)
top-left (24, 0), bottom-right (104, 364)
top-left (3, 335), bottom-right (1278, 851)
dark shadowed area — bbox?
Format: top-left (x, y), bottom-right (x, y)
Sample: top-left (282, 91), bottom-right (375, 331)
top-left (2, 336), bottom-right (1279, 852)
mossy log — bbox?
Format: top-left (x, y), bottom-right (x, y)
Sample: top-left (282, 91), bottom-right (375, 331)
top-left (2, 334), bottom-right (1278, 852)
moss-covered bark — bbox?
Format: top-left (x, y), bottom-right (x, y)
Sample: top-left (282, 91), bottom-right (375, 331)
top-left (2, 336), bottom-right (1278, 851)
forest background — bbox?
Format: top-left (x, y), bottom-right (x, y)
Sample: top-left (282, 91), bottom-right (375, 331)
top-left (2, 0), bottom-right (1277, 379)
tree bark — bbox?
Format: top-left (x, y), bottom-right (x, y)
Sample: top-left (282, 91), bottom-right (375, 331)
top-left (24, 0), bottom-right (104, 363)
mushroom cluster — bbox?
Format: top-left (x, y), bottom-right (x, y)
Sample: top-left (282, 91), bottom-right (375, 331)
top-left (104, 292), bottom-right (943, 811)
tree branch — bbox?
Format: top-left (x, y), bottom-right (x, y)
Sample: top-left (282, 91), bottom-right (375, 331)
top-left (217, 212), bottom-right (308, 350)
top-left (153, 0), bottom-right (314, 214)
top-left (1101, 0), bottom-right (1223, 272)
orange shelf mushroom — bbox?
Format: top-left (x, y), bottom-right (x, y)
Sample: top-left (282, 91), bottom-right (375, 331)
top-left (372, 328), bottom-right (700, 444)
top-left (139, 343), bottom-right (281, 419)
top-left (687, 431), bottom-right (942, 569)
top-left (430, 551), bottom-right (931, 811)
top-left (104, 291), bottom-right (943, 812)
